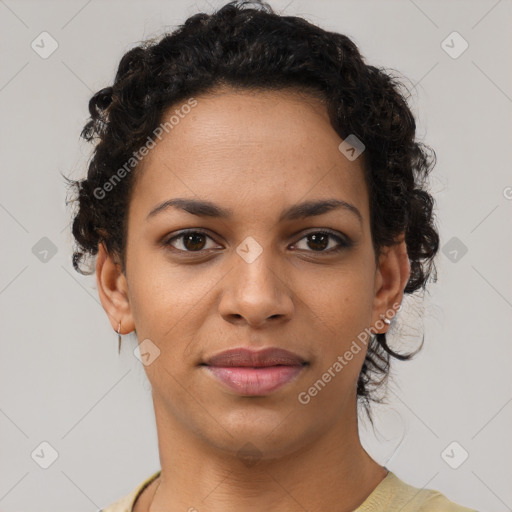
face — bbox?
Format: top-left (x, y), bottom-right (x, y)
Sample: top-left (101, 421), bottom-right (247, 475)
top-left (97, 87), bottom-right (409, 460)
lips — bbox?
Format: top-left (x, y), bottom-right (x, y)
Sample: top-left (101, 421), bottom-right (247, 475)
top-left (201, 347), bottom-right (308, 396)
top-left (203, 347), bottom-right (307, 367)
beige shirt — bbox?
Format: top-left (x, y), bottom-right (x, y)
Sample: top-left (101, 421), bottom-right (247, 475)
top-left (99, 469), bottom-right (477, 511)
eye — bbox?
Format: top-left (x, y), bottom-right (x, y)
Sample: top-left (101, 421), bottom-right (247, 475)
top-left (292, 230), bottom-right (351, 253)
top-left (164, 230), bottom-right (220, 253)
top-left (163, 229), bottom-right (352, 255)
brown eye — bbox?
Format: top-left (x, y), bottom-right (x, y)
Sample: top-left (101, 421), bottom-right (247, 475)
top-left (293, 230), bottom-right (351, 253)
top-left (182, 232), bottom-right (207, 251)
top-left (165, 230), bottom-right (218, 252)
top-left (306, 233), bottom-right (329, 251)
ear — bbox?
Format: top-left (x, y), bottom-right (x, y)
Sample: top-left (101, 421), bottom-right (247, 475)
top-left (371, 235), bottom-right (410, 333)
top-left (96, 243), bottom-right (135, 335)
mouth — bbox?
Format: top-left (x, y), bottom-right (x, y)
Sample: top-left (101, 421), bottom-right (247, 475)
top-left (200, 347), bottom-right (309, 396)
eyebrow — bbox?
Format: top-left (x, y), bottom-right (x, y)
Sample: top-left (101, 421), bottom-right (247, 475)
top-left (146, 197), bottom-right (362, 224)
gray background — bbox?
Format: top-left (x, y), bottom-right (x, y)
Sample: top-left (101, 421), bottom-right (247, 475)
top-left (0, 0), bottom-right (511, 511)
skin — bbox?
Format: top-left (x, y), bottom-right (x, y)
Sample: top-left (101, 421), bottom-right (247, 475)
top-left (96, 87), bottom-right (410, 511)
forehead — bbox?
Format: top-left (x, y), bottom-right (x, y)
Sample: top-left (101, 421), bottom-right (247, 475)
top-left (130, 88), bottom-right (369, 223)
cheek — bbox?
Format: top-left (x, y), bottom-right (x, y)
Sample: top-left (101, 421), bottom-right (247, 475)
top-left (126, 256), bottom-right (222, 377)
top-left (296, 265), bottom-right (375, 386)
top-left (126, 250), bottom-right (204, 335)
top-left (298, 264), bottom-right (375, 334)
top-left (299, 283), bottom-right (370, 401)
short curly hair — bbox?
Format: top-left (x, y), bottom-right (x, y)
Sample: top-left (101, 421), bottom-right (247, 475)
top-left (65, 0), bottom-right (439, 423)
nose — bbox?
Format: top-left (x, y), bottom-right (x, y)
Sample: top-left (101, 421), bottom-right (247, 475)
top-left (218, 247), bottom-right (294, 328)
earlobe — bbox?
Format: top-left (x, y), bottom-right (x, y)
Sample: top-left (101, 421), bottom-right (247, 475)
top-left (95, 243), bottom-right (135, 334)
top-left (371, 237), bottom-right (410, 331)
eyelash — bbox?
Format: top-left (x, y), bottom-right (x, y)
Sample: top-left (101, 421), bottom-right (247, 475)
top-left (163, 229), bottom-right (351, 255)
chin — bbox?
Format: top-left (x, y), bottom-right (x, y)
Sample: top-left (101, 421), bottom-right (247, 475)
top-left (200, 411), bottom-right (309, 460)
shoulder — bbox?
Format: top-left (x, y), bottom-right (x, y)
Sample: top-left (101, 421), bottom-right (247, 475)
top-left (355, 471), bottom-right (477, 512)
top-left (99, 470), bottom-right (161, 512)
top-left (416, 492), bottom-right (479, 512)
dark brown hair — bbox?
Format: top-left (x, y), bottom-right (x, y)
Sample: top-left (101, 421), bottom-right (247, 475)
top-left (65, 0), bottom-right (440, 423)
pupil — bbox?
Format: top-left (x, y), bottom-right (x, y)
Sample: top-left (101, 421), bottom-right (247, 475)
top-left (184, 233), bottom-right (205, 251)
top-left (308, 233), bottom-right (328, 251)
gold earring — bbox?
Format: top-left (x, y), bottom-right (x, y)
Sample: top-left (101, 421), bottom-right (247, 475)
top-left (117, 322), bottom-right (122, 354)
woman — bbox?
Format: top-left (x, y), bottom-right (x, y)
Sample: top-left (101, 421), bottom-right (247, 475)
top-left (67, 1), bottom-right (476, 510)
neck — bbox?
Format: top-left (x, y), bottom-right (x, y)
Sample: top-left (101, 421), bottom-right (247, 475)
top-left (146, 392), bottom-right (387, 512)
